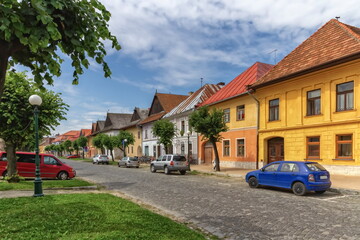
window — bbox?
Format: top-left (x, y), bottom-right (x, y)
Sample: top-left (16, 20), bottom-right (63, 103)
top-left (181, 121), bottom-right (185, 133)
top-left (269, 99), bottom-right (279, 121)
top-left (138, 131), bottom-right (140, 139)
top-left (236, 105), bottom-right (245, 121)
top-left (280, 163), bottom-right (299, 172)
top-left (223, 109), bottom-right (230, 123)
top-left (223, 140), bottom-right (230, 156)
top-left (307, 89), bottom-right (321, 115)
top-left (145, 130), bottom-right (148, 139)
top-left (237, 139), bottom-right (245, 157)
top-left (131, 146), bottom-right (133, 154)
top-left (44, 156), bottom-right (58, 165)
top-left (144, 146), bottom-right (149, 156)
top-left (153, 146), bottom-right (156, 157)
top-left (336, 134), bottom-right (352, 159)
top-left (264, 163), bottom-right (280, 172)
top-left (307, 137), bottom-right (320, 159)
top-left (337, 81), bottom-right (354, 111)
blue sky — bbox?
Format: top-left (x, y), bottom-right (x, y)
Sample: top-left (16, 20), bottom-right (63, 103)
top-left (27, 0), bottom-right (360, 135)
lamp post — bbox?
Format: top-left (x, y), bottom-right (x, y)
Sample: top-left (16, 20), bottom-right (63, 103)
top-left (187, 130), bottom-right (191, 170)
top-left (29, 94), bottom-right (44, 197)
top-left (123, 139), bottom-right (128, 157)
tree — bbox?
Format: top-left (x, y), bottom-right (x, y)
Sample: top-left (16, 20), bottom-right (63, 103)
top-left (77, 136), bottom-right (88, 159)
top-left (93, 134), bottom-right (106, 154)
top-left (114, 131), bottom-right (135, 157)
top-left (63, 140), bottom-right (72, 155)
top-left (0, 0), bottom-right (121, 98)
top-left (72, 140), bottom-right (80, 156)
top-left (152, 119), bottom-right (176, 154)
top-left (0, 71), bottom-right (67, 181)
top-left (189, 106), bottom-right (228, 171)
top-left (102, 135), bottom-right (117, 161)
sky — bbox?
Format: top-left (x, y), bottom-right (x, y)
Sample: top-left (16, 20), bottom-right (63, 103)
top-left (20, 0), bottom-right (360, 135)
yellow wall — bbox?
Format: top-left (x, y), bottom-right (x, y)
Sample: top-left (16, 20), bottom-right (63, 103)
top-left (256, 59), bottom-right (360, 166)
top-left (124, 126), bottom-right (142, 157)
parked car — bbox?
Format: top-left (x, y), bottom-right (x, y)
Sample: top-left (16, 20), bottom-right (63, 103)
top-left (0, 151), bottom-right (76, 180)
top-left (66, 154), bottom-right (80, 159)
top-left (245, 161), bottom-right (331, 196)
top-left (118, 157), bottom-right (140, 168)
top-left (150, 154), bottom-right (189, 175)
top-left (92, 154), bottom-right (109, 164)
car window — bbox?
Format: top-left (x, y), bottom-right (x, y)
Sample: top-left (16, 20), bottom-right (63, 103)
top-left (162, 156), bottom-right (167, 161)
top-left (173, 156), bottom-right (186, 161)
top-left (100, 155), bottom-right (107, 157)
top-left (280, 163), bottom-right (299, 172)
top-left (17, 154), bottom-right (36, 163)
top-left (305, 163), bottom-right (326, 172)
top-left (264, 163), bottom-right (280, 172)
top-left (44, 156), bottom-right (58, 165)
top-left (129, 157), bottom-right (137, 161)
top-left (0, 153), bottom-right (7, 161)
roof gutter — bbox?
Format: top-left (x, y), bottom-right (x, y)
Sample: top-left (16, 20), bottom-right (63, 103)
top-left (251, 52), bottom-right (360, 90)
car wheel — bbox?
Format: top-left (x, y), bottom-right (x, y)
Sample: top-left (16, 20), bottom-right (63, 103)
top-left (248, 177), bottom-right (259, 188)
top-left (118, 163), bottom-right (121, 167)
top-left (150, 165), bottom-right (156, 173)
top-left (125, 164), bottom-right (129, 168)
top-left (136, 166), bottom-right (139, 168)
top-left (315, 190), bottom-right (326, 194)
top-left (179, 170), bottom-right (186, 175)
top-left (164, 166), bottom-right (170, 175)
top-left (57, 171), bottom-right (69, 180)
top-left (92, 161), bottom-right (95, 164)
top-left (106, 162), bottom-right (109, 165)
top-left (96, 161), bottom-right (99, 164)
top-left (292, 182), bottom-right (307, 196)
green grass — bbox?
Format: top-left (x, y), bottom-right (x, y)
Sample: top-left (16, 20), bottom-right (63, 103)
top-left (0, 193), bottom-right (207, 240)
top-left (0, 178), bottom-right (94, 191)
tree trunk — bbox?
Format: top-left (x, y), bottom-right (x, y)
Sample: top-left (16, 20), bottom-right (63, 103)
top-left (110, 150), bottom-right (114, 161)
top-left (0, 45), bottom-right (10, 99)
top-left (5, 142), bottom-right (18, 181)
top-left (211, 141), bottom-right (221, 171)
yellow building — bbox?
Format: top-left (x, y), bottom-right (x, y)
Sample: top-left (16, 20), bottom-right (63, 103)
top-left (251, 19), bottom-right (360, 175)
top-left (121, 108), bottom-right (149, 157)
top-left (198, 62), bottom-right (272, 169)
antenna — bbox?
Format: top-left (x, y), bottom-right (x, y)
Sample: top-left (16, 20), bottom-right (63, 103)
top-left (268, 49), bottom-right (278, 64)
top-left (200, 77), bottom-right (203, 88)
top-left (335, 16), bottom-right (340, 20)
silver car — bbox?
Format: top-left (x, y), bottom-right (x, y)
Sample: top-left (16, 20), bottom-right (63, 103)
top-left (150, 154), bottom-right (189, 175)
top-left (118, 157), bottom-right (140, 168)
top-left (92, 154), bottom-right (109, 164)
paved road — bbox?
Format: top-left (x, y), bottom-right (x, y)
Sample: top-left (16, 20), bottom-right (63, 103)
top-left (66, 160), bottom-right (360, 240)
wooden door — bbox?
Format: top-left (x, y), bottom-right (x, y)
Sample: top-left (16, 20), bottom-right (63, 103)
top-left (268, 137), bottom-right (284, 163)
top-left (204, 142), bottom-right (213, 164)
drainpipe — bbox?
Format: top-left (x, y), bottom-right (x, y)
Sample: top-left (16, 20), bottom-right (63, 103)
top-left (246, 90), bottom-right (260, 169)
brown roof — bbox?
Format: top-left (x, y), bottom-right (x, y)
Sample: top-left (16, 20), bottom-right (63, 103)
top-left (252, 19), bottom-right (360, 88)
top-left (80, 129), bottom-right (92, 137)
top-left (139, 112), bottom-right (166, 125)
top-left (199, 62), bottom-right (273, 106)
top-left (53, 130), bottom-right (80, 143)
top-left (155, 93), bottom-right (188, 112)
top-left (103, 113), bottom-right (132, 131)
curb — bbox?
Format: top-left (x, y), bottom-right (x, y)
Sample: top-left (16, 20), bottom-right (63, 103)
top-left (44, 186), bottom-right (98, 190)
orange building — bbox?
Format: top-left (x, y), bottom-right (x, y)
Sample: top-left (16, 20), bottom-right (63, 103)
top-left (198, 62), bottom-right (273, 169)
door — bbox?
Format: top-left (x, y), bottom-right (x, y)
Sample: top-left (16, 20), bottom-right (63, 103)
top-left (16, 153), bottom-right (36, 177)
top-left (268, 137), bottom-right (284, 163)
top-left (204, 142), bottom-right (213, 164)
top-left (41, 156), bottom-right (59, 178)
top-left (258, 162), bottom-right (280, 186)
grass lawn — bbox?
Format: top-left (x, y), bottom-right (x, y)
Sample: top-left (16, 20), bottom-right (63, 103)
top-left (0, 178), bottom-right (94, 191)
top-left (0, 193), bottom-right (208, 240)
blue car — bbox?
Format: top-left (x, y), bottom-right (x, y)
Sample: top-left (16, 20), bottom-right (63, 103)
top-left (245, 161), bottom-right (331, 196)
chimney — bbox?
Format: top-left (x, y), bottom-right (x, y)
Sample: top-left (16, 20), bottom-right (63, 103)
top-left (217, 82), bottom-right (225, 86)
top-left (188, 91), bottom-right (194, 96)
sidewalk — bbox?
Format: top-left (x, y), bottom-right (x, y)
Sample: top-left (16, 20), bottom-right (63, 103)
top-left (190, 164), bottom-right (360, 193)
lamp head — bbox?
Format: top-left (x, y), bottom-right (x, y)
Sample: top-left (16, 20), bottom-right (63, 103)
top-left (29, 95), bottom-right (42, 106)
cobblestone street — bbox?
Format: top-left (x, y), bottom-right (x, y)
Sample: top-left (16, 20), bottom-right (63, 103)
top-left (68, 160), bottom-right (360, 239)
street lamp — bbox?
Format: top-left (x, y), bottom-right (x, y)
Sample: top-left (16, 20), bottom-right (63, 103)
top-left (187, 130), bottom-right (191, 170)
top-left (29, 94), bottom-right (44, 197)
top-left (123, 139), bottom-right (128, 157)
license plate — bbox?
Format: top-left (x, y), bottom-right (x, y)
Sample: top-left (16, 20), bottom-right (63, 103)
top-left (320, 175), bottom-right (328, 179)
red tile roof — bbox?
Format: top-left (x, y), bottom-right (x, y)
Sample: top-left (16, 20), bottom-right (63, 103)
top-left (199, 62), bottom-right (273, 106)
top-left (80, 129), bottom-right (92, 137)
top-left (52, 130), bottom-right (80, 143)
top-left (252, 19), bottom-right (360, 88)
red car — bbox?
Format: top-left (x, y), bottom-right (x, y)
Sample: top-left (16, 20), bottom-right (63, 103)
top-left (0, 152), bottom-right (76, 180)
top-left (66, 154), bottom-right (80, 159)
